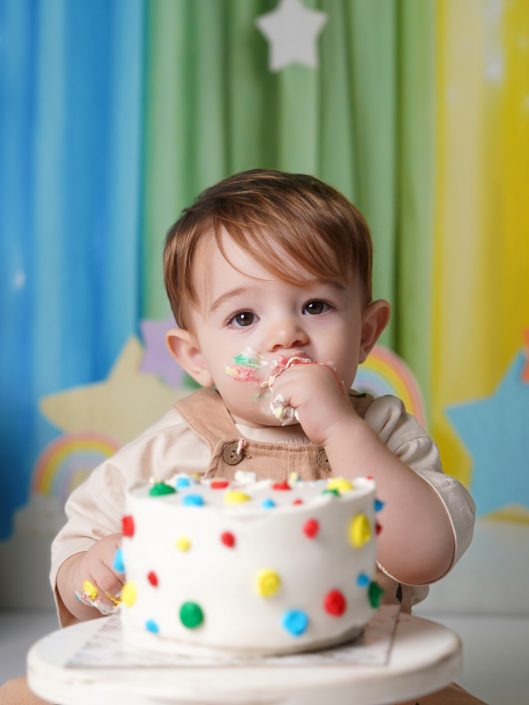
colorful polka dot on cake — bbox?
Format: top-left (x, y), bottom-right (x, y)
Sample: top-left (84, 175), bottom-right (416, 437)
top-left (327, 477), bottom-right (353, 493)
top-left (180, 601), bottom-right (204, 629)
top-left (324, 589), bottom-right (347, 616)
top-left (282, 609), bottom-right (309, 637)
top-left (113, 547), bottom-right (125, 573)
top-left (368, 581), bottom-right (384, 608)
top-left (145, 619), bottom-right (159, 634)
top-left (149, 482), bottom-right (176, 497)
top-left (121, 514), bottom-right (135, 537)
top-left (322, 487), bottom-right (340, 497)
top-left (176, 537), bottom-right (191, 551)
top-left (211, 480), bottom-right (230, 489)
top-left (182, 494), bottom-right (205, 506)
top-left (349, 513), bottom-right (371, 547)
top-left (224, 490), bottom-right (251, 504)
top-left (147, 571), bottom-right (158, 586)
top-left (357, 572), bottom-right (370, 587)
top-left (255, 569), bottom-right (281, 597)
top-left (121, 581), bottom-right (137, 607)
top-left (220, 531), bottom-right (236, 548)
top-left (272, 481), bottom-right (291, 491)
top-left (374, 498), bottom-right (385, 512)
top-left (303, 518), bottom-right (320, 538)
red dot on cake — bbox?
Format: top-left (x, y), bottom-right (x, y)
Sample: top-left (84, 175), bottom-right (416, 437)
top-left (220, 531), bottom-right (236, 548)
top-left (122, 515), bottom-right (135, 538)
top-left (292, 498), bottom-right (303, 505)
top-left (211, 480), bottom-right (230, 489)
top-left (272, 481), bottom-right (291, 491)
top-left (147, 571), bottom-right (158, 587)
top-left (303, 518), bottom-right (319, 538)
top-left (324, 589), bottom-right (346, 616)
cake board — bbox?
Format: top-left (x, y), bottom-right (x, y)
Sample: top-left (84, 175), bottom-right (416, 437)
top-left (27, 606), bottom-right (462, 705)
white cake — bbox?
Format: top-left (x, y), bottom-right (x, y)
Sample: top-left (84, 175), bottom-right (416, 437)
top-left (119, 472), bottom-right (383, 656)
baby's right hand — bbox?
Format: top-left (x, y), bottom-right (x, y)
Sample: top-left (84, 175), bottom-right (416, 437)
top-left (72, 534), bottom-right (124, 614)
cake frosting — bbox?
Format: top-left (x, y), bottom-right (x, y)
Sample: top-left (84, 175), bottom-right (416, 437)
top-left (119, 472), bottom-right (383, 656)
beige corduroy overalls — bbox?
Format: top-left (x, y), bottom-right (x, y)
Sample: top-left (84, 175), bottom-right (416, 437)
top-left (175, 386), bottom-right (413, 613)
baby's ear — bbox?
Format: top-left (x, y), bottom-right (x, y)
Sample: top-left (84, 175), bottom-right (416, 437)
top-left (359, 299), bottom-right (391, 363)
top-left (166, 328), bottom-right (213, 387)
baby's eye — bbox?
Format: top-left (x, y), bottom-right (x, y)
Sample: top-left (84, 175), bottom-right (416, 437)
top-left (228, 311), bottom-right (256, 328)
top-left (302, 300), bottom-right (331, 315)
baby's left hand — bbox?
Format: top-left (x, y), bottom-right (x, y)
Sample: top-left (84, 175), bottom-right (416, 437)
top-left (270, 363), bottom-right (356, 445)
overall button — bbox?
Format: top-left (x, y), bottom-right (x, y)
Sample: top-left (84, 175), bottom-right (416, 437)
top-left (222, 442), bottom-right (243, 466)
top-left (317, 449), bottom-right (330, 469)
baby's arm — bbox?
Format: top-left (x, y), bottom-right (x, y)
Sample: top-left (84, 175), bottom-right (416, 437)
top-left (272, 364), bottom-right (458, 586)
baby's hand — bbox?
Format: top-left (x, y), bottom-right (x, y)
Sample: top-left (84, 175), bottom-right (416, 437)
top-left (72, 534), bottom-right (124, 614)
top-left (270, 363), bottom-right (356, 445)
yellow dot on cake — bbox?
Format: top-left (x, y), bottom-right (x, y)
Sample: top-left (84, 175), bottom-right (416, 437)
top-left (121, 581), bottom-right (138, 607)
top-left (327, 477), bottom-right (354, 493)
top-left (349, 513), bottom-right (371, 548)
top-left (224, 490), bottom-right (251, 505)
top-left (176, 537), bottom-right (191, 551)
top-left (255, 569), bottom-right (281, 597)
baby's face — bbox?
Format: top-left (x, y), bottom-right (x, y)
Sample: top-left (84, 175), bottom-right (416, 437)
top-left (187, 232), bottom-right (370, 428)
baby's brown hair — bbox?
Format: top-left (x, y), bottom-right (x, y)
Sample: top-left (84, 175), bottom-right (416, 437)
top-left (163, 169), bottom-right (373, 329)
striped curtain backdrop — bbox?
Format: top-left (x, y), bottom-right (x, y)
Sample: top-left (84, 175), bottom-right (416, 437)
top-left (0, 0), bottom-right (527, 608)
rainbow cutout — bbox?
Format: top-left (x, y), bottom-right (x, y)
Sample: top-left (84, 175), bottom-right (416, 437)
top-left (32, 433), bottom-right (119, 504)
top-left (353, 345), bottom-right (427, 427)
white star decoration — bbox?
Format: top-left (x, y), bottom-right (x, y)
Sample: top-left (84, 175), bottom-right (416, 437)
top-left (256, 0), bottom-right (328, 72)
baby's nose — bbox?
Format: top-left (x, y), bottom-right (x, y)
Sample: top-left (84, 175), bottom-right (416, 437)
top-left (264, 318), bottom-right (309, 353)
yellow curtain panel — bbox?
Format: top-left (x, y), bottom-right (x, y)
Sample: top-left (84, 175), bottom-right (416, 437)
top-left (433, 0), bottom-right (529, 518)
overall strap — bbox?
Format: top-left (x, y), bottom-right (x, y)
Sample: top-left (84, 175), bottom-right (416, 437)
top-left (174, 387), bottom-right (239, 450)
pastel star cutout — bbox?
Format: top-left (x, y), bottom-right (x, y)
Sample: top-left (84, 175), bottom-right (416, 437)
top-left (140, 319), bottom-right (185, 388)
top-left (40, 337), bottom-right (189, 444)
top-left (446, 351), bottom-right (529, 516)
top-left (256, 0), bottom-right (328, 72)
